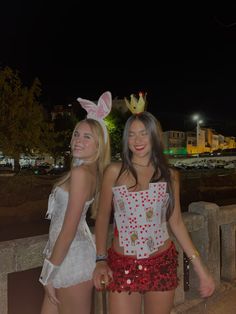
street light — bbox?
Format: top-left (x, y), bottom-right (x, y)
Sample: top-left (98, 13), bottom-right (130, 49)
top-left (193, 115), bottom-right (203, 148)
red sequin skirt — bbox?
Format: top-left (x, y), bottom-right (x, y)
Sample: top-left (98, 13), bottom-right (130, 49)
top-left (107, 241), bottom-right (179, 294)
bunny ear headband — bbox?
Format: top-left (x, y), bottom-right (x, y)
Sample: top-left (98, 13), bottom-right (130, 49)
top-left (77, 91), bottom-right (112, 143)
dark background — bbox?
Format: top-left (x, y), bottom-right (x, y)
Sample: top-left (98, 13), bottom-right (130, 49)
top-left (1, 2), bottom-right (236, 133)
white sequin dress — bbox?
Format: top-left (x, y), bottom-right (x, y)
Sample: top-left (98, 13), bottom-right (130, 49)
top-left (43, 186), bottom-right (96, 288)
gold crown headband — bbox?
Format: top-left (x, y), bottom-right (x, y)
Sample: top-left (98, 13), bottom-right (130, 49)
top-left (124, 92), bottom-right (147, 114)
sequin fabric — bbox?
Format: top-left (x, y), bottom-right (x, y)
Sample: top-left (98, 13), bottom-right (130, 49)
top-left (107, 242), bottom-right (179, 294)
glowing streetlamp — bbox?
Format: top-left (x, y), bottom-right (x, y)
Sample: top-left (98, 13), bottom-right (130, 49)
top-left (193, 115), bottom-right (203, 148)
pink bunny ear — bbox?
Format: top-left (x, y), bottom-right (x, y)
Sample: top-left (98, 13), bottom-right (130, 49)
top-left (97, 91), bottom-right (112, 118)
top-left (77, 98), bottom-right (97, 116)
top-left (77, 91), bottom-right (112, 143)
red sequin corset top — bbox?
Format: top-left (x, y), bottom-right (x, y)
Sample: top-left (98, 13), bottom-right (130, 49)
top-left (112, 182), bottom-right (170, 259)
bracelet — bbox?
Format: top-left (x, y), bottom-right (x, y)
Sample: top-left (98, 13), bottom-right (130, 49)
top-left (96, 254), bottom-right (108, 262)
top-left (188, 250), bottom-right (200, 262)
top-left (39, 258), bottom-right (60, 286)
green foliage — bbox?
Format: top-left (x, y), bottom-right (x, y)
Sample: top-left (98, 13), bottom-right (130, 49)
top-left (106, 109), bottom-right (127, 159)
top-left (0, 66), bottom-right (47, 168)
top-left (42, 113), bottom-right (78, 165)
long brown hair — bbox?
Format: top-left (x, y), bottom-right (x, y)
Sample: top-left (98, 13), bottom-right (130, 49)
top-left (117, 112), bottom-right (174, 220)
top-left (55, 118), bottom-right (110, 218)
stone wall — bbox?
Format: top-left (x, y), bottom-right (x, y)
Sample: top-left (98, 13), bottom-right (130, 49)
top-left (0, 202), bottom-right (236, 314)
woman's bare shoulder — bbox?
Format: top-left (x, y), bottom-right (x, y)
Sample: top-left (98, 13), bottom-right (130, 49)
top-left (105, 161), bottom-right (122, 177)
top-left (169, 166), bottom-right (179, 179)
top-left (70, 164), bottom-right (95, 184)
top-left (169, 167), bottom-right (180, 189)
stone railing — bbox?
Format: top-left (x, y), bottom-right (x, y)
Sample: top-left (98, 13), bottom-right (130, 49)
top-left (1, 201), bottom-right (236, 314)
top-left (172, 201), bottom-right (236, 313)
top-left (0, 234), bottom-right (47, 314)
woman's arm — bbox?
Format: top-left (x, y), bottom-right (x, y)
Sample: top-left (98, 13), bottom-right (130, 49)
top-left (49, 166), bottom-right (92, 265)
top-left (168, 169), bottom-right (215, 298)
top-left (93, 163), bottom-right (120, 289)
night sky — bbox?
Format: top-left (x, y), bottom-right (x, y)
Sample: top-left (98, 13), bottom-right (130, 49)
top-left (1, 3), bottom-right (236, 134)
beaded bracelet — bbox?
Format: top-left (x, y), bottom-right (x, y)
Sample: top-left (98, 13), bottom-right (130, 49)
top-left (96, 254), bottom-right (108, 263)
top-left (188, 250), bottom-right (200, 262)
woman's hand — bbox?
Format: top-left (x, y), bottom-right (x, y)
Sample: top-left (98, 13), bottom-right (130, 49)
top-left (198, 272), bottom-right (215, 298)
top-left (44, 283), bottom-right (60, 305)
top-left (93, 261), bottom-right (113, 290)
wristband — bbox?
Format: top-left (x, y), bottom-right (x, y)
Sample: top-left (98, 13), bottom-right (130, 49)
top-left (96, 254), bottom-right (108, 263)
top-left (188, 250), bottom-right (200, 262)
top-left (39, 258), bottom-right (60, 286)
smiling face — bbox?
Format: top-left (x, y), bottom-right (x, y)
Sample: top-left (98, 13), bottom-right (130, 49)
top-left (70, 121), bottom-right (98, 162)
top-left (128, 119), bottom-right (151, 160)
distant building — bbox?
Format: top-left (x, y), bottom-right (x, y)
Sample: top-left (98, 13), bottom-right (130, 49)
top-left (186, 131), bottom-right (197, 154)
top-left (218, 134), bottom-right (226, 150)
top-left (224, 136), bottom-right (236, 149)
top-left (163, 126), bottom-right (236, 156)
top-left (211, 133), bottom-right (219, 152)
top-left (163, 130), bottom-right (187, 155)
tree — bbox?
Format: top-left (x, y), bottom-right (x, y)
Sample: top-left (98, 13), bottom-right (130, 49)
top-left (106, 109), bottom-right (128, 159)
top-left (0, 66), bottom-right (46, 172)
top-left (43, 112), bottom-right (77, 169)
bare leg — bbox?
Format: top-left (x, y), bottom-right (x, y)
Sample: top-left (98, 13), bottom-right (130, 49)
top-left (144, 290), bottom-right (175, 314)
top-left (109, 291), bottom-right (142, 314)
top-left (57, 279), bottom-right (93, 314)
top-left (40, 294), bottom-right (59, 314)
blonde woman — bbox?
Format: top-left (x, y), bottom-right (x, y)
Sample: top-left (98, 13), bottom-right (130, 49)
top-left (39, 91), bottom-right (111, 314)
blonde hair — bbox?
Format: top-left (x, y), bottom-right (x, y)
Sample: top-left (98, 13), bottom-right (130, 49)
top-left (54, 118), bottom-right (110, 219)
